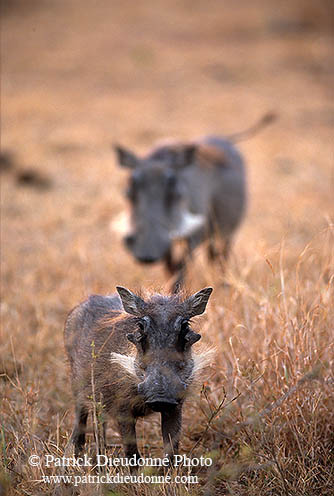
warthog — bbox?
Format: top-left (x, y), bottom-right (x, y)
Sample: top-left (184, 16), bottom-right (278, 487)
top-left (114, 113), bottom-right (275, 290)
top-left (64, 286), bottom-right (213, 460)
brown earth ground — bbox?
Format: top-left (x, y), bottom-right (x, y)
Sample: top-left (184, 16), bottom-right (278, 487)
top-left (1, 0), bottom-right (334, 495)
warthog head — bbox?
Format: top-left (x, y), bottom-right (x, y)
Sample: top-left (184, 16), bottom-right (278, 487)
top-left (115, 286), bottom-right (213, 412)
top-left (114, 143), bottom-right (205, 264)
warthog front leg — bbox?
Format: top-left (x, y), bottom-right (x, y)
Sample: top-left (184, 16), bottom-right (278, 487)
top-left (72, 404), bottom-right (89, 456)
top-left (222, 238), bottom-right (231, 260)
top-left (161, 405), bottom-right (182, 462)
top-left (117, 414), bottom-right (141, 460)
top-left (208, 237), bottom-right (231, 262)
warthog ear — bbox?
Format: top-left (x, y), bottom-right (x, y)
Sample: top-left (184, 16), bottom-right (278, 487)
top-left (184, 287), bottom-right (213, 317)
top-left (113, 145), bottom-right (139, 169)
top-left (116, 286), bottom-right (146, 316)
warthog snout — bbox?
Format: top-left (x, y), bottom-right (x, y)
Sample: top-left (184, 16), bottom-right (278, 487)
top-left (137, 365), bottom-right (186, 411)
top-left (123, 230), bottom-right (171, 264)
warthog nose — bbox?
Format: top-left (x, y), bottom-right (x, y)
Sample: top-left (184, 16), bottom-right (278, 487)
top-left (145, 399), bottom-right (179, 412)
top-left (124, 234), bottom-right (136, 248)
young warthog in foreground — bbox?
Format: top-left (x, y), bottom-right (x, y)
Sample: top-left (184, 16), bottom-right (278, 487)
top-left (114, 114), bottom-right (275, 290)
top-left (64, 286), bottom-right (213, 460)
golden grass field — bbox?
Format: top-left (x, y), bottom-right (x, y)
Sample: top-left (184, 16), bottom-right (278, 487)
top-left (1, 0), bottom-right (333, 494)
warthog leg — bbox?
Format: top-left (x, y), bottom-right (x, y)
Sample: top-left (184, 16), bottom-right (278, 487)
top-left (161, 405), bottom-right (182, 462)
top-left (72, 404), bottom-right (89, 456)
top-left (222, 238), bottom-right (231, 260)
top-left (117, 414), bottom-right (141, 460)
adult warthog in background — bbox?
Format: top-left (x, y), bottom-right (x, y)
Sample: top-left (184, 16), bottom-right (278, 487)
top-left (114, 113), bottom-right (275, 290)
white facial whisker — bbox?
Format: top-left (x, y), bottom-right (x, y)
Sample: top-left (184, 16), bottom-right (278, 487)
top-left (109, 212), bottom-right (131, 236)
top-left (170, 210), bottom-right (206, 239)
top-left (110, 352), bottom-right (136, 377)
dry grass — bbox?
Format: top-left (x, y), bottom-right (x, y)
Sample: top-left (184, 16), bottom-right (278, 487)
top-left (1, 0), bottom-right (333, 495)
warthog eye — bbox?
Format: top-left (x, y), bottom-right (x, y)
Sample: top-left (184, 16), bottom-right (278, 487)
top-left (126, 171), bottom-right (143, 203)
top-left (165, 169), bottom-right (177, 187)
top-left (165, 172), bottom-right (182, 207)
top-left (126, 182), bottom-right (137, 203)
